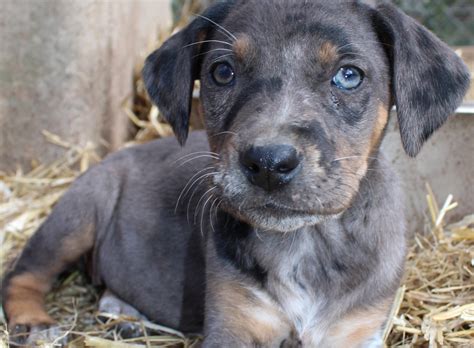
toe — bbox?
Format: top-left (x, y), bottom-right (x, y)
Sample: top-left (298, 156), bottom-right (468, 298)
top-left (117, 321), bottom-right (144, 339)
top-left (9, 324), bottom-right (30, 346)
top-left (9, 324), bottom-right (68, 347)
top-left (27, 324), bottom-right (66, 346)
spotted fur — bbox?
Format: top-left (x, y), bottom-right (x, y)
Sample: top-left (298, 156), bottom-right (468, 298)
top-left (2, 1), bottom-right (469, 346)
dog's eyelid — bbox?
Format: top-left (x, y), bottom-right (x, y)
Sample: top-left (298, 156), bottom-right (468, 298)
top-left (332, 63), bottom-right (368, 80)
top-left (334, 58), bottom-right (367, 73)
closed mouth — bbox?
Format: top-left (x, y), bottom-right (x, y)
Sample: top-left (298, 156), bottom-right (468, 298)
top-left (255, 202), bottom-right (315, 216)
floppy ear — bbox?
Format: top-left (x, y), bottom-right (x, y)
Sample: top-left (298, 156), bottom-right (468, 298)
top-left (371, 4), bottom-right (470, 156)
top-left (142, 1), bottom-right (236, 145)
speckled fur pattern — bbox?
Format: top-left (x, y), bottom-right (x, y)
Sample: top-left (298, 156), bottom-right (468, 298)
top-left (2, 0), bottom-right (469, 347)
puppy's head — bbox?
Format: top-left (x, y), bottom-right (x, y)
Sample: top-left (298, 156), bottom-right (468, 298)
top-left (144, 0), bottom-right (469, 232)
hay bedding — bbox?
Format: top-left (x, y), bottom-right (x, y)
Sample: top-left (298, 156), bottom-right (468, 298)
top-left (1, 100), bottom-right (474, 348)
top-left (1, 4), bottom-right (473, 347)
top-left (1, 114), bottom-right (473, 348)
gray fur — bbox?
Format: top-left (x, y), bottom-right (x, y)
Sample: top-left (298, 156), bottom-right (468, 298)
top-left (2, 1), bottom-right (469, 347)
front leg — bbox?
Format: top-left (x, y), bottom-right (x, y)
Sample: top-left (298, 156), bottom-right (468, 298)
top-left (203, 274), bottom-right (291, 348)
top-left (322, 298), bottom-right (392, 348)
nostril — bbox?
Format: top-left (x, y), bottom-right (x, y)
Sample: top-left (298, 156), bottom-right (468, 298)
top-left (246, 163), bottom-right (260, 173)
top-left (275, 152), bottom-right (300, 174)
top-left (240, 150), bottom-right (262, 175)
top-left (276, 165), bottom-right (293, 174)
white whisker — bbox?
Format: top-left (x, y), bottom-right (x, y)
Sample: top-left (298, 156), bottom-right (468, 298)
top-left (175, 166), bottom-right (215, 213)
top-left (200, 193), bottom-right (216, 236)
top-left (182, 39), bottom-right (233, 49)
top-left (177, 154), bottom-right (220, 167)
top-left (193, 48), bottom-right (234, 60)
top-left (194, 13), bottom-right (238, 42)
top-left (214, 199), bottom-right (223, 222)
top-left (331, 155), bottom-right (379, 163)
top-left (186, 178), bottom-right (217, 223)
top-left (211, 53), bottom-right (235, 64)
top-left (194, 186), bottom-right (218, 224)
top-left (173, 151), bottom-right (219, 165)
top-left (209, 197), bottom-right (220, 233)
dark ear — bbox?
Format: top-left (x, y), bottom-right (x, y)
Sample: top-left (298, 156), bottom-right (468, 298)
top-left (142, 1), bottom-right (236, 145)
top-left (372, 4), bottom-right (470, 156)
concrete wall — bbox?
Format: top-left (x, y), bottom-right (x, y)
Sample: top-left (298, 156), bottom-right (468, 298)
top-left (0, 0), bottom-right (171, 171)
top-left (383, 46), bottom-right (473, 231)
top-left (382, 114), bottom-right (474, 231)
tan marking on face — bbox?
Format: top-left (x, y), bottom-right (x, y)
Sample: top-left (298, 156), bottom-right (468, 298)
top-left (214, 280), bottom-right (290, 344)
top-left (369, 103), bottom-right (389, 152)
top-left (4, 273), bottom-right (54, 326)
top-left (333, 138), bottom-right (365, 203)
top-left (319, 41), bottom-right (338, 66)
top-left (331, 106), bottom-right (390, 203)
top-left (196, 31), bottom-right (207, 50)
top-left (327, 299), bottom-right (391, 347)
top-left (303, 144), bottom-right (325, 176)
top-left (233, 35), bottom-right (252, 62)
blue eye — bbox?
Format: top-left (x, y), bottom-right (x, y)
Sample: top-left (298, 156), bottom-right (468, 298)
top-left (212, 63), bottom-right (235, 86)
top-left (332, 66), bottom-right (364, 90)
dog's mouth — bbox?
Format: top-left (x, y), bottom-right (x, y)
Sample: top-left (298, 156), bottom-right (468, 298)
top-left (211, 159), bottom-right (355, 232)
top-left (253, 202), bottom-right (315, 216)
top-left (218, 197), bottom-right (337, 232)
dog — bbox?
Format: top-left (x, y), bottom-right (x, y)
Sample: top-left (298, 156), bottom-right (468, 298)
top-left (2, 0), bottom-right (469, 347)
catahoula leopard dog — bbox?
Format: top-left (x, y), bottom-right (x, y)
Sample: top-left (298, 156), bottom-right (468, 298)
top-left (2, 0), bottom-right (469, 347)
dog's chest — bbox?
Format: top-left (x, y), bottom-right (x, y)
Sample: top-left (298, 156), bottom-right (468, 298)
top-left (273, 274), bottom-right (326, 345)
top-left (257, 231), bottom-right (330, 345)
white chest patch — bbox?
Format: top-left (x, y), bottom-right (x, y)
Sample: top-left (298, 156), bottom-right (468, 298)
top-left (278, 280), bottom-right (326, 346)
top-left (270, 233), bottom-right (328, 346)
top-left (247, 278), bottom-right (327, 347)
top-left (282, 278), bottom-right (317, 329)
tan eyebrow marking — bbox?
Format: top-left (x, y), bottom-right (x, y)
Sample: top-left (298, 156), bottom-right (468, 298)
top-left (233, 34), bottom-right (253, 62)
top-left (318, 41), bottom-right (339, 65)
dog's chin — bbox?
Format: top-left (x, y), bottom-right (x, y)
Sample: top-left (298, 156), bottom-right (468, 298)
top-left (249, 212), bottom-right (326, 232)
top-left (228, 205), bottom-right (338, 233)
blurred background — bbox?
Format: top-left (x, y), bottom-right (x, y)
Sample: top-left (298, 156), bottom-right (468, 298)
top-left (394, 0), bottom-right (473, 46)
top-left (2, 0), bottom-right (472, 230)
top-left (0, 1), bottom-right (473, 347)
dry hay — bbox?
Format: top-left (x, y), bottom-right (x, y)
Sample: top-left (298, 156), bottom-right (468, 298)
top-left (1, 2), bottom-right (473, 346)
top-left (383, 187), bottom-right (474, 347)
top-left (1, 123), bottom-right (473, 348)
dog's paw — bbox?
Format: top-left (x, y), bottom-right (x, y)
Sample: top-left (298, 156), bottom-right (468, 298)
top-left (98, 289), bottom-right (147, 339)
top-left (98, 291), bottom-right (144, 319)
top-left (9, 323), bottom-right (68, 347)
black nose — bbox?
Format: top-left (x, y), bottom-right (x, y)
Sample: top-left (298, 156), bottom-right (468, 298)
top-left (239, 145), bottom-right (301, 191)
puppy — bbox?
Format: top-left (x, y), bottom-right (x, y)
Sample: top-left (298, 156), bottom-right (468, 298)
top-left (2, 1), bottom-right (469, 347)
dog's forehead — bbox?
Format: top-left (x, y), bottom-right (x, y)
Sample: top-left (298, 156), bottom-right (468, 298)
top-left (217, 0), bottom-right (378, 63)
